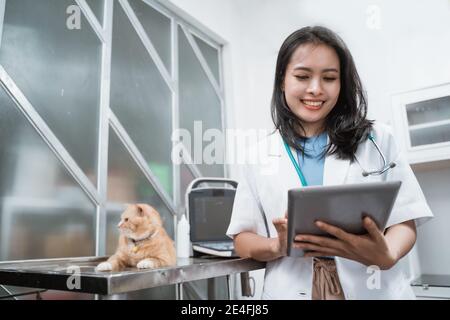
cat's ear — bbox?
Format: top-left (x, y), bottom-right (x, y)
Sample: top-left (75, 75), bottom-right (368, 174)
top-left (135, 203), bottom-right (151, 218)
top-left (136, 204), bottom-right (144, 217)
top-left (136, 204), bottom-right (161, 225)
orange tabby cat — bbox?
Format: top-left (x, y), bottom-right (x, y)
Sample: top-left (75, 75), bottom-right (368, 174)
top-left (96, 203), bottom-right (176, 272)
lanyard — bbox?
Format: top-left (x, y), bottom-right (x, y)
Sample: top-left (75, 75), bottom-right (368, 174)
top-left (283, 140), bottom-right (308, 187)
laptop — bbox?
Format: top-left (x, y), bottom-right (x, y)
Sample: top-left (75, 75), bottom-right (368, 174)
top-left (187, 185), bottom-right (238, 257)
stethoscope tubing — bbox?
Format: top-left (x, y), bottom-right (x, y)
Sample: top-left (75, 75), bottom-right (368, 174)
top-left (283, 132), bottom-right (396, 182)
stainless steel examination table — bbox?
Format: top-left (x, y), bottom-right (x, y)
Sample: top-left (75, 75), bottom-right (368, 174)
top-left (0, 256), bottom-right (266, 299)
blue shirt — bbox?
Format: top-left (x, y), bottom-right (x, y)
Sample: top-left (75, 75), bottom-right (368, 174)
top-left (296, 132), bottom-right (327, 186)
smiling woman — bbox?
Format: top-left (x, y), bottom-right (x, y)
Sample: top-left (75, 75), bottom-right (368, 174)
top-left (227, 26), bottom-right (433, 300)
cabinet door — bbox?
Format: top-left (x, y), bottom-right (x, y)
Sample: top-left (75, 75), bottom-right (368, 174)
top-left (406, 96), bottom-right (450, 147)
top-left (391, 83), bottom-right (450, 164)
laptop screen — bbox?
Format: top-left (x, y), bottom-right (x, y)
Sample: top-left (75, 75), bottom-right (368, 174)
top-left (188, 188), bottom-right (236, 242)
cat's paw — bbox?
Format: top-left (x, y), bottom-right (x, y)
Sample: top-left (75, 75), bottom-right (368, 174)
top-left (96, 262), bottom-right (113, 272)
top-left (137, 259), bottom-right (155, 269)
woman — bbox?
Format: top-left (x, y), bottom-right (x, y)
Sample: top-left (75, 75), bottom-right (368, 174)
top-left (226, 26), bottom-right (433, 300)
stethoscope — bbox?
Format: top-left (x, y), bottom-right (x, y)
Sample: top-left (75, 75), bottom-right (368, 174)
top-left (359, 133), bottom-right (396, 177)
top-left (283, 132), bottom-right (396, 185)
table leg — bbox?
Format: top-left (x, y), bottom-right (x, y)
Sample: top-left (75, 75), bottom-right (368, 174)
top-left (176, 282), bottom-right (184, 300)
top-left (227, 275), bottom-right (232, 300)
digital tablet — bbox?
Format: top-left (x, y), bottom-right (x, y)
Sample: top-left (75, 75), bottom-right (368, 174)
top-left (287, 181), bottom-right (402, 257)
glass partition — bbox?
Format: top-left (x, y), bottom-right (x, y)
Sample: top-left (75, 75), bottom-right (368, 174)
top-left (0, 0), bottom-right (102, 186)
top-left (111, 3), bottom-right (173, 196)
top-left (178, 27), bottom-right (224, 178)
top-left (0, 85), bottom-right (96, 260)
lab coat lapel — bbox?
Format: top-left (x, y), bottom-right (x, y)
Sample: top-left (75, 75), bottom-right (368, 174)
top-left (323, 152), bottom-right (351, 186)
top-left (274, 132), bottom-right (307, 190)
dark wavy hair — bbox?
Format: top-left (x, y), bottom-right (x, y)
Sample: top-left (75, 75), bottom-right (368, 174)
top-left (271, 26), bottom-right (373, 161)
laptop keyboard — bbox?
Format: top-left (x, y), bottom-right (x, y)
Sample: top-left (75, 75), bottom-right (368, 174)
top-left (201, 242), bottom-right (234, 251)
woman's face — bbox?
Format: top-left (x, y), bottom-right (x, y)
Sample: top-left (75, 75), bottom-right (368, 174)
top-left (282, 43), bottom-right (341, 135)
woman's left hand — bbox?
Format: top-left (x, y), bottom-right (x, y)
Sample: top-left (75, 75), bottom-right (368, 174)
top-left (293, 216), bottom-right (398, 270)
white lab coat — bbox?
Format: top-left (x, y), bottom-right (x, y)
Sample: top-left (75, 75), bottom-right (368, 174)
top-left (227, 122), bottom-right (433, 300)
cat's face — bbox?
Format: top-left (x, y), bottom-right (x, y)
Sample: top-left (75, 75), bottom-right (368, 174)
top-left (117, 204), bottom-right (162, 240)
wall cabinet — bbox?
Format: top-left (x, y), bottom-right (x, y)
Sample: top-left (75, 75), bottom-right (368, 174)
top-left (391, 83), bottom-right (450, 164)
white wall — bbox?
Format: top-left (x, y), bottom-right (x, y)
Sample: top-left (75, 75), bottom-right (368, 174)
top-left (167, 0), bottom-right (450, 296)
top-left (169, 0), bottom-right (450, 150)
top-left (414, 165), bottom-right (450, 275)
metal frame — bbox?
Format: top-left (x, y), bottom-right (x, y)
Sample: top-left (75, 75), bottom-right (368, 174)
top-left (0, 287), bottom-right (46, 300)
top-left (95, 0), bottom-right (113, 256)
top-left (76, 0), bottom-right (106, 42)
top-left (0, 0), bottom-right (228, 264)
top-left (0, 0), bottom-right (231, 301)
top-left (180, 24), bottom-right (222, 100)
top-left (180, 143), bottom-right (203, 179)
top-left (0, 67), bottom-right (101, 206)
top-left (109, 112), bottom-right (177, 216)
top-left (171, 16), bottom-right (180, 209)
top-left (169, 15), bottom-right (181, 300)
top-left (189, 28), bottom-right (222, 53)
top-left (0, 0), bottom-right (5, 49)
top-left (177, 24), bottom-right (227, 178)
top-left (0, 284), bottom-right (18, 300)
top-left (150, 0), bottom-right (228, 179)
top-left (217, 31), bottom-right (228, 178)
top-left (142, 0), bottom-right (173, 20)
top-left (119, 0), bottom-right (174, 90)
top-left (154, 0), bottom-right (227, 46)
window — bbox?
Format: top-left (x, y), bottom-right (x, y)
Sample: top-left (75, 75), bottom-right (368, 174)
top-left (0, 0), bottom-right (226, 299)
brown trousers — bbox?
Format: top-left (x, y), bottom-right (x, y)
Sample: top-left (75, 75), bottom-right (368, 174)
top-left (311, 257), bottom-right (345, 300)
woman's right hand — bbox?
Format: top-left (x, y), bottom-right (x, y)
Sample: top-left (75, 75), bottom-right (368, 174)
top-left (272, 212), bottom-right (288, 258)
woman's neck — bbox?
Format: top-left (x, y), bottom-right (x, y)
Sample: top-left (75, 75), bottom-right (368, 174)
top-left (297, 122), bottom-right (325, 138)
